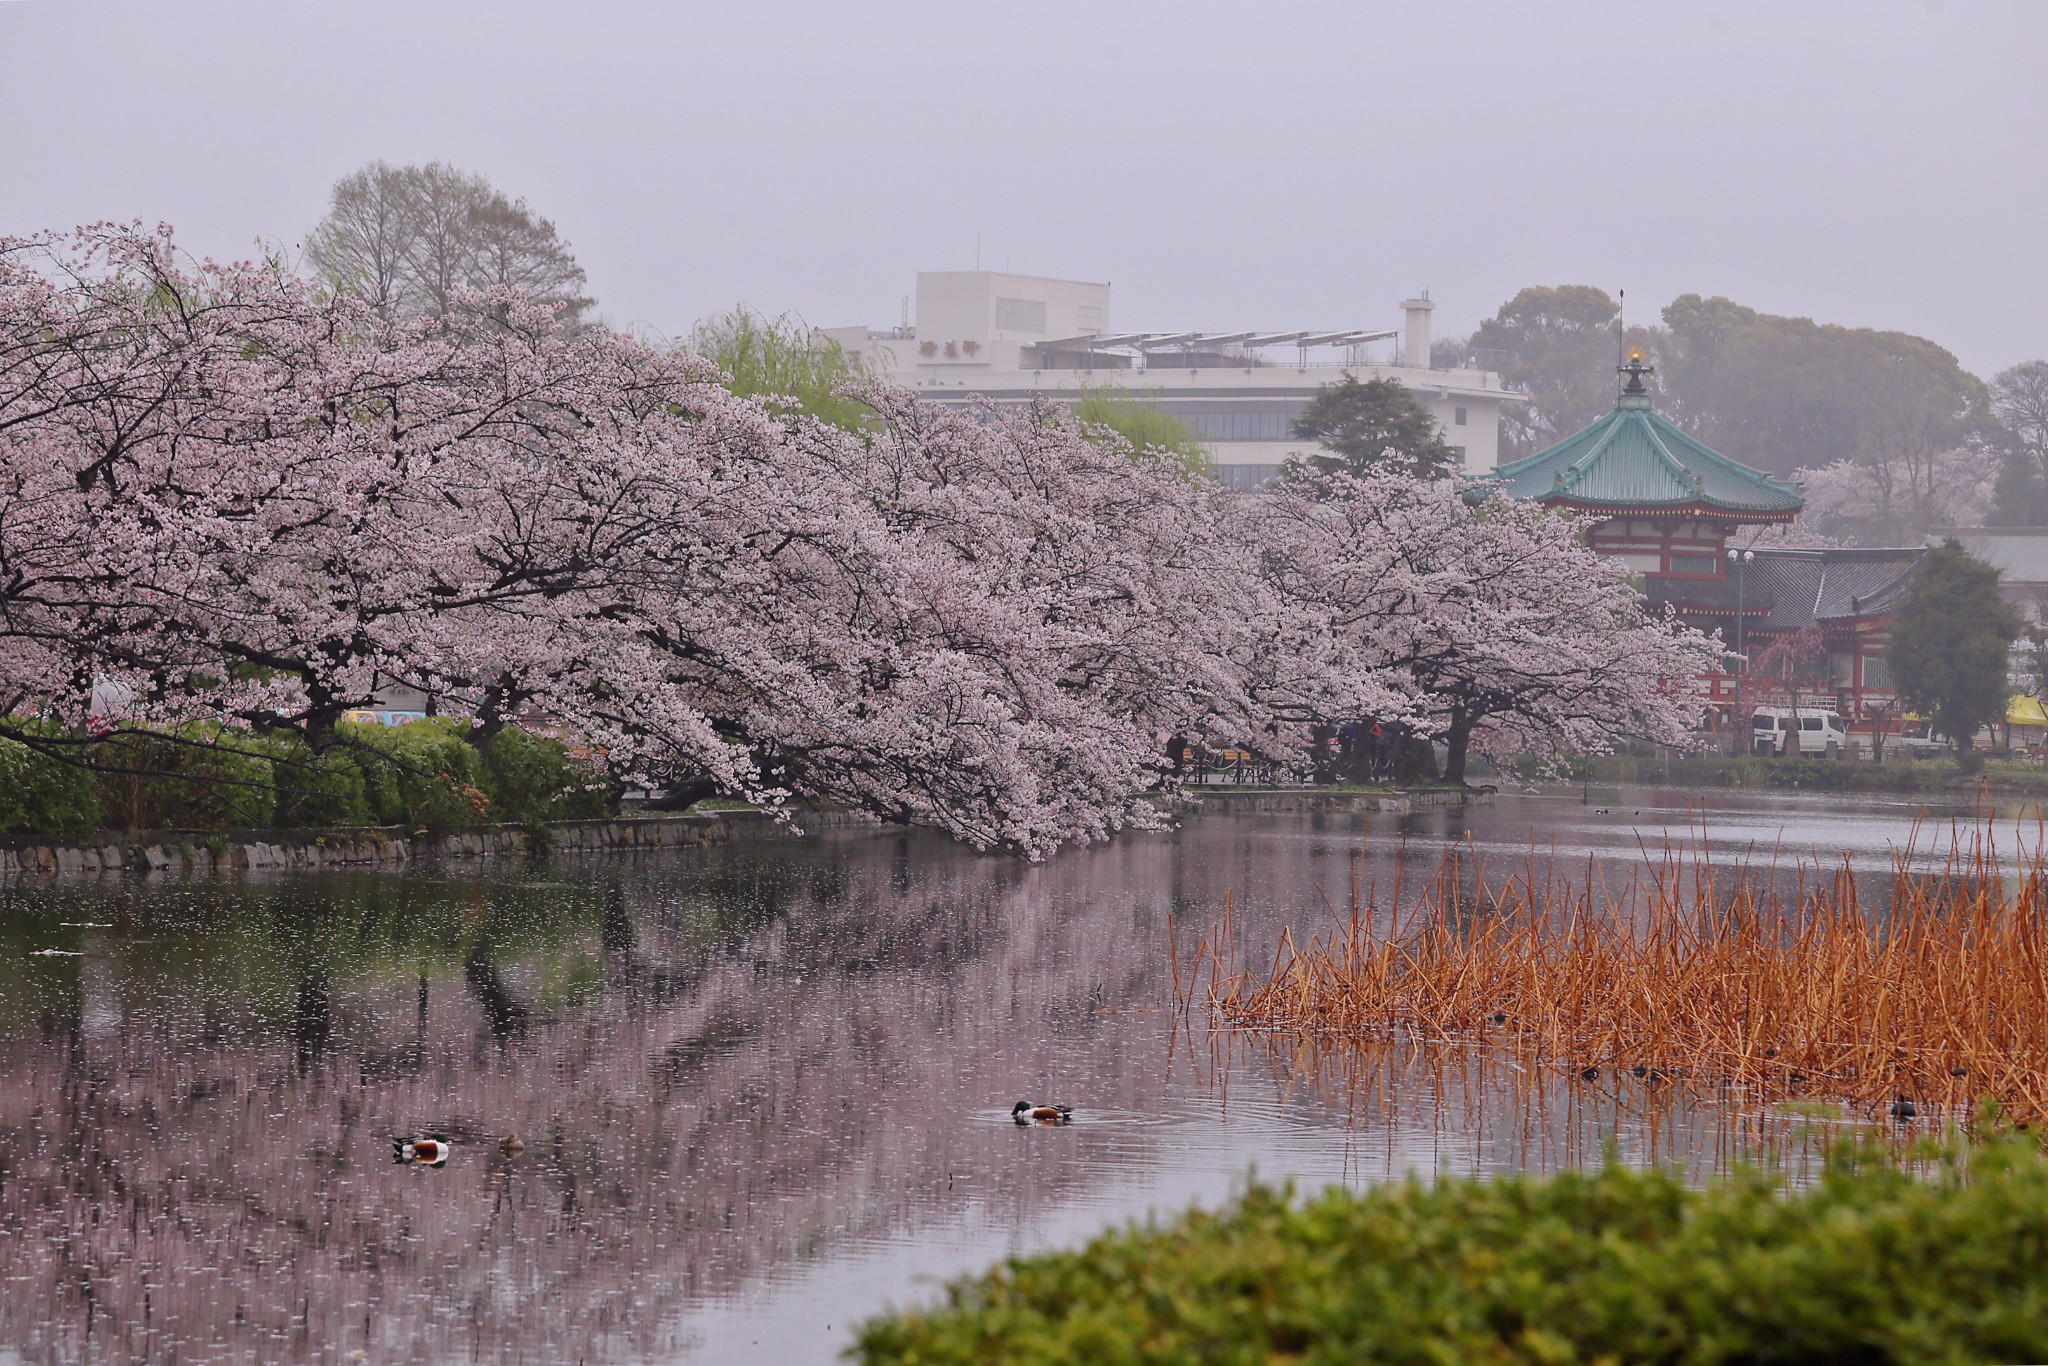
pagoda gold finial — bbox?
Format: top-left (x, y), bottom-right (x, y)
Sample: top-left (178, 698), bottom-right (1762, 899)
top-left (1618, 347), bottom-right (1654, 397)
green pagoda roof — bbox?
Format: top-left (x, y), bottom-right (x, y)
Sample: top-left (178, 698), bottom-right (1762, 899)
top-left (1480, 360), bottom-right (1803, 521)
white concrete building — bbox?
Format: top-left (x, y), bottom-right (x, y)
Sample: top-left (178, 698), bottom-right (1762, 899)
top-left (822, 271), bottom-right (1519, 487)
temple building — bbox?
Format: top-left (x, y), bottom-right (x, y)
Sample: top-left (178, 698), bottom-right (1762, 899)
top-left (1485, 352), bottom-right (1923, 735)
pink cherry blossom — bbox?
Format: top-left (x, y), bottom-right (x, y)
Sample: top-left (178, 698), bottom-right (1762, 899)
top-left (1, 224), bottom-right (1714, 856)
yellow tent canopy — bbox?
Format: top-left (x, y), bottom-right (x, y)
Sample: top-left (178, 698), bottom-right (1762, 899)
top-left (2009, 695), bottom-right (2048, 727)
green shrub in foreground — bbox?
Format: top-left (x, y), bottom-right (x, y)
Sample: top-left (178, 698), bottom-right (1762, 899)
top-left (262, 732), bottom-right (373, 828)
top-left (853, 1134), bottom-right (2048, 1364)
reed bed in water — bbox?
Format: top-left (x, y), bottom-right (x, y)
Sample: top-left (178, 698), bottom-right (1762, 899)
top-left (1178, 814), bottom-right (2048, 1125)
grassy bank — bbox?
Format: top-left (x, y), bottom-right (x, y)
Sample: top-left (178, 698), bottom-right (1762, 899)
top-left (854, 1133), bottom-right (2048, 1364)
top-left (1532, 751), bottom-right (2048, 797)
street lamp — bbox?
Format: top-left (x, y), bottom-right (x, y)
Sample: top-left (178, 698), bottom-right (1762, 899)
top-left (1729, 548), bottom-right (1756, 755)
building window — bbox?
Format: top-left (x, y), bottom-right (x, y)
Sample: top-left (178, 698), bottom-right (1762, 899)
top-left (1668, 553), bottom-right (1718, 575)
top-left (1861, 654), bottom-right (1894, 690)
top-left (1212, 464), bottom-right (1281, 491)
top-left (1454, 406), bottom-right (1468, 426)
top-left (995, 297), bottom-right (1047, 333)
top-left (1156, 407), bottom-right (1299, 442)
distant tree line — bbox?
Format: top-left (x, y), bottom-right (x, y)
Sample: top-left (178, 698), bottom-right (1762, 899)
top-left (302, 162), bottom-right (2040, 548)
top-left (1441, 285), bottom-right (2044, 546)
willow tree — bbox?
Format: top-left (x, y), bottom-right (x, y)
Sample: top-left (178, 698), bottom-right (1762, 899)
top-left (685, 307), bottom-right (877, 432)
top-left (1069, 383), bottom-right (1212, 478)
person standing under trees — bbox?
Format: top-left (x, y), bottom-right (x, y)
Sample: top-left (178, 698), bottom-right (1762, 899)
top-left (1886, 540), bottom-right (2022, 756)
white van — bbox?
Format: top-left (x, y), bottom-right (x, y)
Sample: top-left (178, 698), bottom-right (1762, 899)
top-left (1751, 707), bottom-right (1850, 758)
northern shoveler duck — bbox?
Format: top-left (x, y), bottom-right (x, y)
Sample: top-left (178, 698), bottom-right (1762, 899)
top-left (1012, 1101), bottom-right (1073, 1125)
top-left (393, 1133), bottom-right (451, 1167)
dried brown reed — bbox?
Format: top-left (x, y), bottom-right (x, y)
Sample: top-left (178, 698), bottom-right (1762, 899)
top-left (1177, 814), bottom-right (2048, 1125)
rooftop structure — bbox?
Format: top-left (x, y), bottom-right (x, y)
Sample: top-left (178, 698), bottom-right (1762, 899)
top-left (824, 272), bottom-right (1517, 485)
top-left (1489, 353), bottom-right (1929, 732)
top-left (1479, 354), bottom-right (1806, 594)
top-left (1486, 354), bottom-right (1803, 520)
top-left (1741, 548), bottom-right (1923, 632)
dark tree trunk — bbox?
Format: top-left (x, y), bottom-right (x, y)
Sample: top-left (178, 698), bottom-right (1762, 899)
top-left (643, 777), bottom-right (721, 812)
top-left (1308, 724), bottom-right (1338, 785)
top-left (1442, 709), bottom-right (1475, 787)
top-left (1390, 728), bottom-right (1439, 785)
top-left (1336, 726), bottom-right (1365, 783)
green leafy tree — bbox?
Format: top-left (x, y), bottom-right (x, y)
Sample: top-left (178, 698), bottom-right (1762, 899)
top-left (1659, 294), bottom-right (1986, 511)
top-left (1988, 360), bottom-right (2048, 526)
top-left (685, 307), bottom-right (877, 432)
top-left (478, 727), bottom-right (608, 828)
top-left (1068, 384), bottom-right (1212, 478)
top-left (1469, 285), bottom-right (1638, 456)
top-left (339, 718), bottom-right (491, 834)
top-left (1469, 286), bottom-right (1990, 537)
top-left (1886, 539), bottom-right (2020, 750)
top-left (1282, 375), bottom-right (1457, 480)
top-left (0, 723), bottom-right (101, 838)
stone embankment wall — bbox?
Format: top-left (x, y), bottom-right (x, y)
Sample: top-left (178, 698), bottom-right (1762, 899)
top-left (1182, 788), bottom-right (1491, 815)
top-left (0, 809), bottom-right (871, 877)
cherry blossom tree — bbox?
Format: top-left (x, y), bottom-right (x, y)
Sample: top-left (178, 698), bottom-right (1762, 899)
top-left (1417, 491), bottom-right (1719, 782)
top-left (2, 222), bottom-right (1720, 853)
top-left (0, 225), bottom-right (1263, 855)
top-left (1248, 469), bottom-right (1717, 784)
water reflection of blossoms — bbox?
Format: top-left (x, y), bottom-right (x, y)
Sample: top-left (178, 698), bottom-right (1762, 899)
top-left (0, 835), bottom-right (1191, 1363)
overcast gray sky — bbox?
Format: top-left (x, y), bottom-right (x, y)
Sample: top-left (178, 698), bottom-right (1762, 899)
top-left (3, 1), bottom-right (2042, 376)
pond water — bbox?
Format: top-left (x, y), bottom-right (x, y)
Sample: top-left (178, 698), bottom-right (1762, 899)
top-left (0, 789), bottom-right (2035, 1364)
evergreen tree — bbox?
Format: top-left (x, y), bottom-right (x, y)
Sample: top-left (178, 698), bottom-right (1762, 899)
top-left (1284, 375), bottom-right (1458, 481)
top-left (1469, 285), bottom-right (1636, 456)
top-left (1886, 539), bottom-right (2020, 750)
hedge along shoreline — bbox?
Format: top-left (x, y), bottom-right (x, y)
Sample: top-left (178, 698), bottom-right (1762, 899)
top-left (852, 1129), bottom-right (2048, 1364)
top-left (0, 717), bottom-right (611, 843)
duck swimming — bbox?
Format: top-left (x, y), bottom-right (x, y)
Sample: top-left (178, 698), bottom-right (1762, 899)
top-left (1012, 1101), bottom-right (1073, 1125)
top-left (393, 1133), bottom-right (451, 1166)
